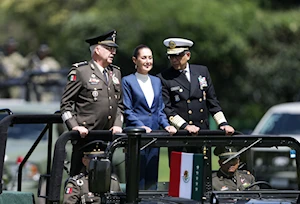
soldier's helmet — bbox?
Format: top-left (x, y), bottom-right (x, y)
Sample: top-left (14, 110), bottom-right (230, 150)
top-left (214, 146), bottom-right (239, 160)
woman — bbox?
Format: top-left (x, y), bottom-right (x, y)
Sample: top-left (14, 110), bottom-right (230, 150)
top-left (122, 44), bottom-right (177, 190)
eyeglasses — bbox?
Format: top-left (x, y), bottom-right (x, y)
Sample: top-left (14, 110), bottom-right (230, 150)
top-left (167, 52), bottom-right (186, 60)
top-left (101, 45), bottom-right (117, 53)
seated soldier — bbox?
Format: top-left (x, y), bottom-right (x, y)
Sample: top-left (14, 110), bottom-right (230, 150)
top-left (63, 143), bottom-right (121, 204)
top-left (212, 146), bottom-right (259, 191)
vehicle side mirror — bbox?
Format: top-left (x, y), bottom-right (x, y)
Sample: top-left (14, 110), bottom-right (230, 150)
top-left (88, 158), bottom-right (111, 194)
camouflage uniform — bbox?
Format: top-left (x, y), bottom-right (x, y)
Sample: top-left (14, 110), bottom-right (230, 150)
top-left (212, 169), bottom-right (259, 191)
top-left (63, 172), bottom-right (121, 204)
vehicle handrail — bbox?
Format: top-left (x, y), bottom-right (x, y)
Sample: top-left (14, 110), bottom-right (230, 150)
top-left (48, 130), bottom-right (113, 202)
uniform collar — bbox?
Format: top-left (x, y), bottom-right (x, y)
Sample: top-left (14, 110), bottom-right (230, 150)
top-left (218, 169), bottom-right (235, 179)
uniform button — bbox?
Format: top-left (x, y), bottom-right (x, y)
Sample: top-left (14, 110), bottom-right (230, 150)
top-left (200, 120), bottom-right (203, 123)
top-left (149, 113), bottom-right (152, 116)
top-left (188, 110), bottom-right (192, 114)
top-left (109, 106), bottom-right (112, 109)
top-left (200, 109), bottom-right (203, 112)
top-left (108, 116), bottom-right (112, 119)
top-left (108, 87), bottom-right (110, 91)
top-left (108, 96), bottom-right (111, 100)
top-left (179, 89), bottom-right (183, 92)
top-left (83, 122), bottom-right (86, 125)
top-left (189, 121), bottom-right (193, 125)
top-left (187, 99), bottom-right (191, 103)
top-left (199, 98), bottom-right (202, 102)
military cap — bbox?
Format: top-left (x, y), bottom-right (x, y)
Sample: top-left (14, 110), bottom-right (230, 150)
top-left (214, 146), bottom-right (239, 160)
top-left (82, 142), bottom-right (107, 158)
top-left (163, 38), bottom-right (194, 55)
top-left (85, 30), bottom-right (118, 48)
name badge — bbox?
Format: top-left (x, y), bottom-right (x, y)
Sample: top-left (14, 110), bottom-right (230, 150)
top-left (171, 86), bottom-right (180, 91)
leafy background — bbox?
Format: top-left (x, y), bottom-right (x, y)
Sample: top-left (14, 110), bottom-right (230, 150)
top-left (1, 0), bottom-right (300, 132)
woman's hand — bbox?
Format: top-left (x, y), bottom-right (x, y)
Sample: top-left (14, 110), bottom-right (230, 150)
top-left (141, 126), bottom-right (152, 133)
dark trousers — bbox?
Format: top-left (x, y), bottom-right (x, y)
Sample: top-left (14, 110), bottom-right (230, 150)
top-left (139, 147), bottom-right (160, 190)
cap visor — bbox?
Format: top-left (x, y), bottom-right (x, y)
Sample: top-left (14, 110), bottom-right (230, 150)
top-left (101, 42), bottom-right (119, 48)
top-left (167, 48), bottom-right (187, 55)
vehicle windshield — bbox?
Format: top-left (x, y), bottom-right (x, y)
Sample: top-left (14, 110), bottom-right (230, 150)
top-left (258, 113), bottom-right (300, 135)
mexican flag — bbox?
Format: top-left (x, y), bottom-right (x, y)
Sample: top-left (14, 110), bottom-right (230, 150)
top-left (168, 151), bottom-right (203, 201)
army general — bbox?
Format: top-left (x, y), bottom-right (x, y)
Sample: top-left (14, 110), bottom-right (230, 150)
top-left (60, 30), bottom-right (124, 176)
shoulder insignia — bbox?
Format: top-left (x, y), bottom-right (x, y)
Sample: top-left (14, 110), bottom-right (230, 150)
top-left (110, 64), bottom-right (120, 70)
top-left (68, 70), bottom-right (77, 81)
top-left (72, 61), bottom-right (88, 68)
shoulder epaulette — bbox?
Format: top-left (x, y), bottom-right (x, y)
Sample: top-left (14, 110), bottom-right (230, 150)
top-left (110, 64), bottom-right (120, 70)
top-left (72, 61), bottom-right (88, 68)
top-left (240, 170), bottom-right (251, 175)
top-left (70, 173), bottom-right (85, 181)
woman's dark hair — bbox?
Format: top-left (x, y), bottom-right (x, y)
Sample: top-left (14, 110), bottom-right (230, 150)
top-left (132, 44), bottom-right (150, 58)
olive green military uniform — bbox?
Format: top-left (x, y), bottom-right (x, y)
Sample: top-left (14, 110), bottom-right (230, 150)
top-left (60, 60), bottom-right (123, 130)
top-left (63, 172), bottom-right (121, 204)
top-left (60, 60), bottom-right (124, 176)
top-left (212, 169), bottom-right (259, 191)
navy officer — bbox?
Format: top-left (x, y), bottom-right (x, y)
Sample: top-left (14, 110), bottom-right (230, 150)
top-left (157, 37), bottom-right (234, 136)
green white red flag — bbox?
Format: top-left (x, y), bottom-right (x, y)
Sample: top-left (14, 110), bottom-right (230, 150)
top-left (168, 151), bottom-right (203, 201)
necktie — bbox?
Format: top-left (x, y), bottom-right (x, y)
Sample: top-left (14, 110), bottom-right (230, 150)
top-left (103, 68), bottom-right (109, 83)
top-left (182, 70), bottom-right (190, 82)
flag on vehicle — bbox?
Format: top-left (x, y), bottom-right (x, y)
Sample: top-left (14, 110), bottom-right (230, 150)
top-left (168, 151), bottom-right (203, 201)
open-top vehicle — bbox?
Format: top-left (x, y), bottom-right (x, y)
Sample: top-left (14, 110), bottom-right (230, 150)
top-left (1, 113), bottom-right (300, 203)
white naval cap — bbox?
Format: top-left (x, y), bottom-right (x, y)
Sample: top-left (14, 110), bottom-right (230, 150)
top-left (163, 38), bottom-right (194, 55)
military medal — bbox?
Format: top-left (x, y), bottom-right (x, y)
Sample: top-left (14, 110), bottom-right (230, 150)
top-left (174, 95), bottom-right (180, 102)
top-left (89, 74), bottom-right (100, 85)
top-left (112, 74), bottom-right (120, 84)
top-left (203, 91), bottom-right (206, 100)
top-left (198, 75), bottom-right (208, 90)
top-left (92, 90), bottom-right (98, 101)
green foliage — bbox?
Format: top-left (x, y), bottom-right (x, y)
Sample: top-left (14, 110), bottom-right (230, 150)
top-left (1, 0), bottom-right (300, 131)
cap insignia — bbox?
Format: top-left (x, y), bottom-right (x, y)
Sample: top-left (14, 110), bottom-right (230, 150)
top-left (169, 41), bottom-right (176, 49)
top-left (112, 32), bottom-right (116, 42)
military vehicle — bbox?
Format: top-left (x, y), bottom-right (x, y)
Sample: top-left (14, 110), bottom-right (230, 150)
top-left (1, 113), bottom-right (300, 203)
